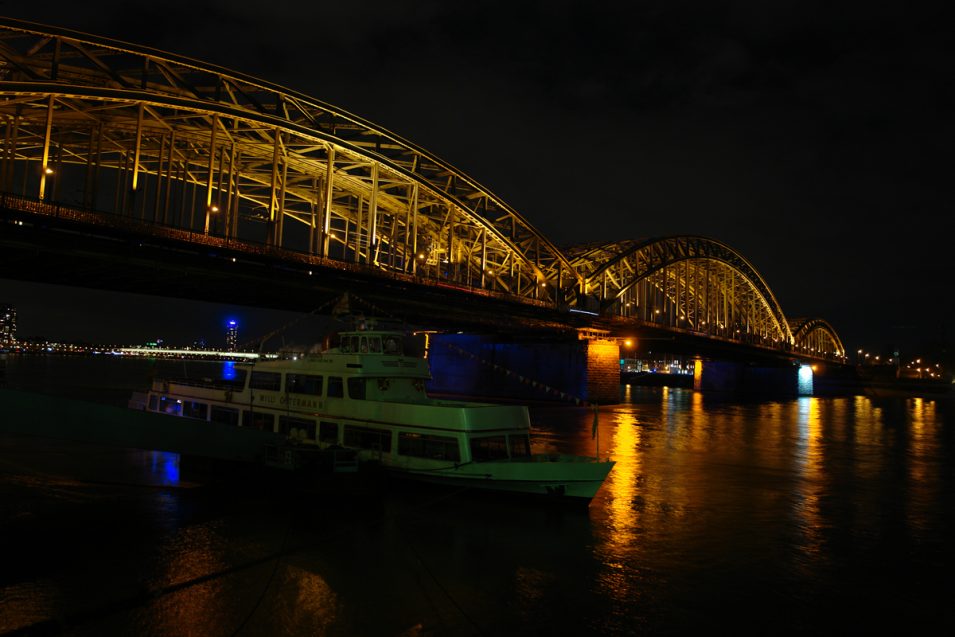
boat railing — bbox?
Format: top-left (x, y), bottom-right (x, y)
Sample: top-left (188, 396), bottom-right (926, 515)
top-left (158, 377), bottom-right (244, 392)
top-left (530, 454), bottom-right (604, 463)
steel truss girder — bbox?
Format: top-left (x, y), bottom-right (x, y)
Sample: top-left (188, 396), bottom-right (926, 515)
top-left (0, 18), bottom-right (579, 304)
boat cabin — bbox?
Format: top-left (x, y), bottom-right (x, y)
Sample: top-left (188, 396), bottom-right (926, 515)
top-left (140, 329), bottom-right (534, 468)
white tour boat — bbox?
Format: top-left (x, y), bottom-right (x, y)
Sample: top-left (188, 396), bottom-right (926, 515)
top-left (136, 324), bottom-right (614, 502)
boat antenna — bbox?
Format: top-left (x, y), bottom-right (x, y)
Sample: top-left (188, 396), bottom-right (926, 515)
top-left (332, 291), bottom-right (403, 329)
top-left (237, 295), bottom-right (340, 354)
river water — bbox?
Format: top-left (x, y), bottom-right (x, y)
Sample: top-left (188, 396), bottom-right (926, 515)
top-left (1, 355), bottom-right (953, 636)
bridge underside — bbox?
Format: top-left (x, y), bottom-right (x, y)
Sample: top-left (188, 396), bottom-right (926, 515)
top-left (2, 200), bottom-right (834, 369)
top-left (0, 202), bottom-right (579, 336)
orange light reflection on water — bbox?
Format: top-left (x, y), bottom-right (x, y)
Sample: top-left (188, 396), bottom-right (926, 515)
top-left (906, 396), bottom-right (940, 540)
top-left (267, 565), bottom-right (340, 634)
top-left (593, 406), bottom-right (643, 602)
top-left (793, 396), bottom-right (825, 561)
top-left (139, 522), bottom-right (230, 634)
top-left (605, 409), bottom-right (642, 552)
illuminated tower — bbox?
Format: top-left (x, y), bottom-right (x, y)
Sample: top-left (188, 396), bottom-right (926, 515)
top-left (226, 319), bottom-right (238, 352)
top-left (0, 304), bottom-right (16, 345)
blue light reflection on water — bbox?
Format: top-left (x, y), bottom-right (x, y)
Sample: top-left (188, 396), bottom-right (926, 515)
top-left (146, 451), bottom-right (180, 485)
top-left (221, 360), bottom-right (237, 381)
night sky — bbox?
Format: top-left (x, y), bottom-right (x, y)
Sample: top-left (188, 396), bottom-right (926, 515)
top-left (1, 1), bottom-right (952, 354)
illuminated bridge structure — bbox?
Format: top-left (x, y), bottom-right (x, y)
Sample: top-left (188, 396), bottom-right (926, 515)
top-left (0, 19), bottom-right (846, 369)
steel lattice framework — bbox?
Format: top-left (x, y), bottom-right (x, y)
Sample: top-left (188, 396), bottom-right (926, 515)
top-left (0, 18), bottom-right (576, 303)
top-left (0, 18), bottom-right (845, 360)
top-left (788, 318), bottom-right (846, 360)
top-left (567, 236), bottom-right (797, 349)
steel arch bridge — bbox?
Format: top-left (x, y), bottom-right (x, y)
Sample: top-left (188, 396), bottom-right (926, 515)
top-left (565, 236), bottom-right (794, 348)
top-left (0, 18), bottom-right (846, 361)
top-left (788, 318), bottom-right (846, 360)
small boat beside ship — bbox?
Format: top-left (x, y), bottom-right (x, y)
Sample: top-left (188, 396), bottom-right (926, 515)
top-left (132, 322), bottom-right (614, 502)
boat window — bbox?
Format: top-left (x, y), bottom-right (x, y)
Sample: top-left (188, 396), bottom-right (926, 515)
top-left (158, 396), bottom-right (182, 416)
top-left (182, 401), bottom-right (208, 420)
top-left (398, 432), bottom-right (460, 461)
top-left (319, 421), bottom-right (339, 444)
top-left (509, 434), bottom-right (531, 458)
top-left (368, 337), bottom-right (382, 353)
top-left (339, 337), bottom-right (351, 353)
top-left (383, 336), bottom-right (402, 355)
top-left (148, 395), bottom-right (158, 411)
top-left (347, 378), bottom-right (366, 400)
top-left (470, 436), bottom-right (509, 461)
top-left (287, 373), bottom-right (323, 396)
top-left (243, 411), bottom-right (275, 431)
top-left (350, 336), bottom-right (361, 353)
top-left (279, 416), bottom-right (316, 440)
top-left (359, 336), bottom-right (369, 353)
top-left (210, 406), bottom-right (239, 426)
top-left (327, 376), bottom-right (344, 398)
top-left (250, 371), bottom-right (281, 391)
top-left (344, 425), bottom-right (392, 452)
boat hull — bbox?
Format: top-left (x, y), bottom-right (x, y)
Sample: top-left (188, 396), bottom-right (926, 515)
top-left (380, 455), bottom-right (615, 502)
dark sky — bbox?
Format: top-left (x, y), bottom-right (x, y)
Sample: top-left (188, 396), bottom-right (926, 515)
top-left (1, 1), bottom-right (952, 353)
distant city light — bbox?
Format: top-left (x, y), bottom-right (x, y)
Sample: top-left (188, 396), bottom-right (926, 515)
top-left (226, 319), bottom-right (239, 352)
top-left (120, 347), bottom-right (259, 359)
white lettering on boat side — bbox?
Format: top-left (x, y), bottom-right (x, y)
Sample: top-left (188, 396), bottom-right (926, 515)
top-left (255, 392), bottom-right (321, 410)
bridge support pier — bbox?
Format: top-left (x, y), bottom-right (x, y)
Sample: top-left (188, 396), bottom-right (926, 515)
top-left (693, 360), bottom-right (813, 396)
top-left (427, 334), bottom-right (621, 404)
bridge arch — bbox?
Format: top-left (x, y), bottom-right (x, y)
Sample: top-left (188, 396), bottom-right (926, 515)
top-left (0, 18), bottom-right (578, 304)
top-left (566, 236), bottom-right (794, 346)
top-left (788, 318), bottom-right (846, 360)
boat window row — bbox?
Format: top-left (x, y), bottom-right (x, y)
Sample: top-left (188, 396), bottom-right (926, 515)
top-left (248, 371), bottom-right (338, 397)
top-left (470, 435), bottom-right (531, 461)
top-left (244, 372), bottom-right (426, 403)
top-left (210, 405), bottom-right (239, 426)
top-left (398, 432), bottom-right (460, 461)
top-left (339, 334), bottom-right (403, 355)
top-left (149, 394), bottom-right (530, 462)
top-left (343, 425), bottom-right (392, 452)
top-left (278, 416), bottom-right (316, 440)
